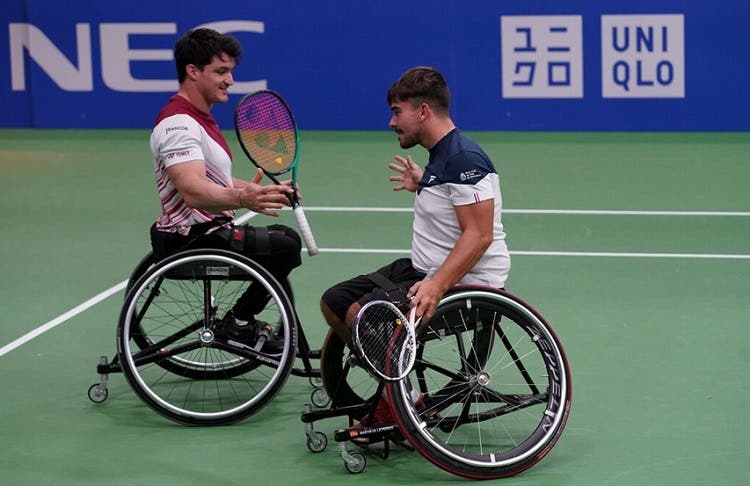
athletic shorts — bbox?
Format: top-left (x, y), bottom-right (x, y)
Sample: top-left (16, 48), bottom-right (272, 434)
top-left (321, 258), bottom-right (426, 321)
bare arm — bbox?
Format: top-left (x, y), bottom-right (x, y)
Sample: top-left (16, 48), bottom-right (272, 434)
top-left (167, 162), bottom-right (292, 216)
top-left (408, 199), bottom-right (495, 320)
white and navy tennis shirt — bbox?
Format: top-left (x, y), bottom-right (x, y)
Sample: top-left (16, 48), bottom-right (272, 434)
top-left (411, 129), bottom-right (511, 288)
top-left (150, 95), bottom-right (235, 235)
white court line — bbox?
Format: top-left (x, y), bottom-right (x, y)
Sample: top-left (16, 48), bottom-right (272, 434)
top-left (0, 211), bottom-right (265, 359)
top-left (2, 207), bottom-right (749, 358)
top-left (0, 281), bottom-right (127, 358)
top-left (302, 206), bottom-right (750, 217)
top-left (503, 209), bottom-right (750, 217)
top-left (510, 250), bottom-right (750, 259)
top-left (319, 248), bottom-right (750, 259)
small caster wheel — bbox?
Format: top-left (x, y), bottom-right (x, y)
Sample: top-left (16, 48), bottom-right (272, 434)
top-left (88, 383), bottom-right (108, 403)
top-left (344, 452), bottom-right (366, 474)
top-left (306, 431), bottom-right (328, 453)
top-left (310, 387), bottom-right (330, 408)
top-left (309, 376), bottom-right (323, 388)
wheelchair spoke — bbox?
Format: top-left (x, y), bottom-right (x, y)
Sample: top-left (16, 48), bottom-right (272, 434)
top-left (387, 288), bottom-right (571, 479)
top-left (118, 249), bottom-right (297, 425)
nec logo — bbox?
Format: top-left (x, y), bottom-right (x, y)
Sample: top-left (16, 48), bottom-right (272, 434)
top-left (9, 20), bottom-right (266, 93)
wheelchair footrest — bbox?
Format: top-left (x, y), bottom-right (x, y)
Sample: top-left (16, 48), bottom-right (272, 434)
top-left (334, 423), bottom-right (399, 443)
top-left (301, 402), bottom-right (369, 424)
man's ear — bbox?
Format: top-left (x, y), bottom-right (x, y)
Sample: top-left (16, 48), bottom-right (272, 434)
top-left (186, 64), bottom-right (199, 81)
top-left (419, 102), bottom-right (431, 120)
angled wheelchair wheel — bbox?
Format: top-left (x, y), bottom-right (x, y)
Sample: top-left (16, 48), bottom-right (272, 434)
top-left (386, 288), bottom-right (572, 479)
top-left (124, 250), bottom-right (295, 380)
top-left (117, 249), bottom-right (297, 425)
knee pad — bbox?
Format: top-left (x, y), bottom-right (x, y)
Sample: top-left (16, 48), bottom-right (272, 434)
top-left (269, 224), bottom-right (302, 250)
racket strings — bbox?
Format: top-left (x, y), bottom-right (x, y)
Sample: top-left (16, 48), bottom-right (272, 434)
top-left (356, 302), bottom-right (415, 380)
top-left (235, 93), bottom-right (297, 173)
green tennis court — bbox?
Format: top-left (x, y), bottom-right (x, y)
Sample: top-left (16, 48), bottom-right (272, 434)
top-left (0, 129), bottom-right (748, 485)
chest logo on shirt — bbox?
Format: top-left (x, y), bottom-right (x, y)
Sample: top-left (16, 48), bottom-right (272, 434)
top-left (460, 169), bottom-right (482, 181)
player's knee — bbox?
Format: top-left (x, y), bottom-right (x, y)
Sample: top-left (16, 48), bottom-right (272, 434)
top-left (344, 303), bottom-right (361, 327)
top-left (319, 299), bottom-right (337, 323)
top-left (321, 287), bottom-right (347, 322)
top-left (269, 224), bottom-right (301, 248)
top-left (320, 287), bottom-right (338, 313)
top-left (268, 224), bottom-right (302, 267)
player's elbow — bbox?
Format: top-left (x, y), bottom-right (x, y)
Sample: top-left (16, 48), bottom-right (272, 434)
top-left (177, 189), bottom-right (206, 210)
top-left (180, 193), bottom-right (200, 209)
top-left (478, 233), bottom-right (494, 251)
top-left (468, 229), bottom-right (494, 253)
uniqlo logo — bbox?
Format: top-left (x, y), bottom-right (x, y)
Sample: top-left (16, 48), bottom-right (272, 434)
top-left (601, 14), bottom-right (685, 98)
top-left (500, 15), bottom-right (584, 98)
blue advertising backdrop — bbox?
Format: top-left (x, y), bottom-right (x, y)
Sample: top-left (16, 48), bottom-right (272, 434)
top-left (1, 0), bottom-right (748, 130)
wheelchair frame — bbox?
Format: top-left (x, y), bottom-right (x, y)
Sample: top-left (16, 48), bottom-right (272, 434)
top-left (89, 249), bottom-right (324, 425)
top-left (89, 248), bottom-right (572, 479)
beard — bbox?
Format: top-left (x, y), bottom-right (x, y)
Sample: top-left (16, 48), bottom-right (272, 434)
top-left (395, 130), bottom-right (419, 149)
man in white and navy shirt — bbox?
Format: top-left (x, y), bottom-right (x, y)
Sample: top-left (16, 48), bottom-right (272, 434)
top-left (410, 128), bottom-right (510, 291)
top-left (322, 66), bottom-right (510, 341)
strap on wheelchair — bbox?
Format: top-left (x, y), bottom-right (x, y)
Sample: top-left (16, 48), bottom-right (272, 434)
top-left (365, 272), bottom-right (408, 304)
top-left (253, 226), bottom-right (271, 256)
top-left (210, 224), bottom-right (271, 255)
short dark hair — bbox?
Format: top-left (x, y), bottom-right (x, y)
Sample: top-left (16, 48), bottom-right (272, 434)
top-left (174, 28), bottom-right (242, 83)
top-left (387, 66), bottom-right (450, 115)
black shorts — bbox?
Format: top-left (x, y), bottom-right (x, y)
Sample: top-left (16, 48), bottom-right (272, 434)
top-left (321, 258), bottom-right (426, 321)
top-left (150, 220), bottom-right (302, 285)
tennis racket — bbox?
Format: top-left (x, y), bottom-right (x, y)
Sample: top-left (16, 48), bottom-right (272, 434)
top-left (234, 90), bottom-right (319, 256)
top-left (353, 300), bottom-right (421, 382)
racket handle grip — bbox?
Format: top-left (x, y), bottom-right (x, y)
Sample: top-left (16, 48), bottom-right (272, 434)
top-left (293, 206), bottom-right (319, 256)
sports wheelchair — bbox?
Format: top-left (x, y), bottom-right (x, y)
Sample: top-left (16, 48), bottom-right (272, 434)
top-left (303, 285), bottom-right (572, 478)
top-left (89, 248), bottom-right (572, 479)
top-left (88, 248), bottom-right (324, 425)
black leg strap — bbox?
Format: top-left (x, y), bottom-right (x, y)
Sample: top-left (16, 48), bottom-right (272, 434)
top-left (253, 226), bottom-right (271, 256)
top-left (365, 272), bottom-right (408, 304)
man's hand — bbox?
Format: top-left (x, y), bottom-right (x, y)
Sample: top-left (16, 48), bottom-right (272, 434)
top-left (238, 168), bottom-right (294, 216)
top-left (407, 278), bottom-right (446, 322)
top-left (389, 155), bottom-right (423, 192)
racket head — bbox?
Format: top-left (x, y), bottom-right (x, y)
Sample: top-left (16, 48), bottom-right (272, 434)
top-left (353, 300), bottom-right (417, 382)
top-left (234, 90), bottom-right (299, 176)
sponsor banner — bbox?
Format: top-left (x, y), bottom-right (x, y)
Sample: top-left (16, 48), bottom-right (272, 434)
top-left (1, 0), bottom-right (748, 130)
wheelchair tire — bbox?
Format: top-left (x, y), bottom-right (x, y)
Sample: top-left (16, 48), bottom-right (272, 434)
top-left (125, 250), bottom-right (293, 380)
top-left (117, 249), bottom-right (297, 426)
top-left (386, 288), bottom-right (572, 479)
top-left (125, 251), bottom-right (155, 297)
